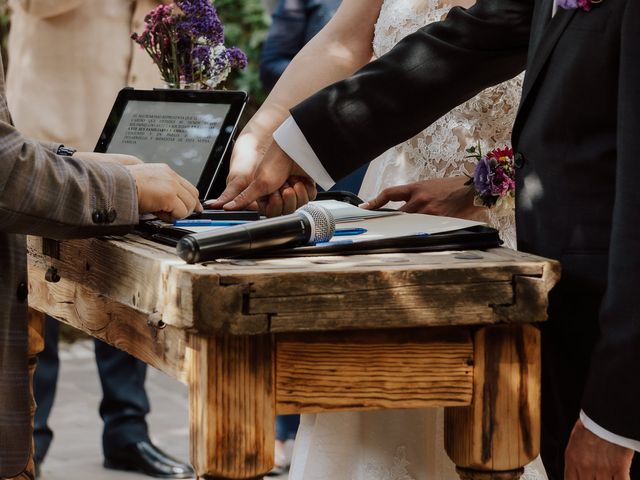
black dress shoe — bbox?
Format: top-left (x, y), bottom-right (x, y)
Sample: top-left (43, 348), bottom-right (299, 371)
top-left (104, 441), bottom-right (195, 479)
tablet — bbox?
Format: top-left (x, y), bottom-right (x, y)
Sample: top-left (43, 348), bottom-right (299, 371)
top-left (94, 88), bottom-right (248, 200)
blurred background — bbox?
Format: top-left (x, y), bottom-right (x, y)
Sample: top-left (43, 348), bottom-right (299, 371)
top-left (0, 0), bottom-right (272, 115)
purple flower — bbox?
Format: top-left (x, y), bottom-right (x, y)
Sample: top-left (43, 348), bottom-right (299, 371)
top-left (132, 0), bottom-right (247, 88)
top-left (556, 0), bottom-right (591, 11)
top-left (473, 157), bottom-right (494, 197)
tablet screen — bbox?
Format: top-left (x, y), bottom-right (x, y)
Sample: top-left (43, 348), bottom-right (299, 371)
top-left (106, 100), bottom-right (231, 185)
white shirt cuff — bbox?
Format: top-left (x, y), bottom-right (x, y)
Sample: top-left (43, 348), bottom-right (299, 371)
top-left (273, 116), bottom-right (336, 191)
top-left (580, 410), bottom-right (640, 452)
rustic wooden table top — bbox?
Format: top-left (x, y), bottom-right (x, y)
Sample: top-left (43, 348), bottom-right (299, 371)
top-left (27, 235), bottom-right (560, 335)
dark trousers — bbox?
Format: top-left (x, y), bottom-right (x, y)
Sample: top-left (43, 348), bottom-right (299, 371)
top-left (34, 316), bottom-right (150, 462)
top-left (275, 415), bottom-right (300, 441)
top-left (539, 283), bottom-right (640, 479)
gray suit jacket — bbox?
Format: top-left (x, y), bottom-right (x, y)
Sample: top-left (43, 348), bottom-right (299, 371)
top-left (0, 53), bottom-right (140, 477)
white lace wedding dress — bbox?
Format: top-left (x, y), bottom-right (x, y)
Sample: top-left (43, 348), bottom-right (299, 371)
top-left (288, 1), bottom-right (547, 479)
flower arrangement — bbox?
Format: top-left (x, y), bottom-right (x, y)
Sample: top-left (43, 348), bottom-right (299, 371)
top-left (131, 0), bottom-right (248, 89)
top-left (465, 144), bottom-right (516, 210)
top-left (556, 0), bottom-right (602, 12)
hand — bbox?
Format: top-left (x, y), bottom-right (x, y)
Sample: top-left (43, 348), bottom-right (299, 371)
top-left (205, 134), bottom-right (267, 210)
top-left (258, 178), bottom-right (315, 217)
top-left (360, 176), bottom-right (483, 220)
top-left (222, 141), bottom-right (316, 216)
top-left (73, 151), bottom-right (143, 166)
top-left (565, 419), bottom-right (634, 480)
top-left (126, 163), bottom-right (202, 221)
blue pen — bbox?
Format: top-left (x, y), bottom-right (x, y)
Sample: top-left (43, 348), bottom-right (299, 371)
top-left (173, 219), bottom-right (249, 227)
top-left (334, 227), bottom-right (367, 236)
top-left (315, 239), bottom-right (354, 247)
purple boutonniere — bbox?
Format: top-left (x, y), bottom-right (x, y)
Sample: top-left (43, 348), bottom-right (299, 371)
top-left (556, 0), bottom-right (602, 12)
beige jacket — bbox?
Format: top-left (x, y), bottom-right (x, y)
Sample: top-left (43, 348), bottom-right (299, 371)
top-left (6, 0), bottom-right (167, 151)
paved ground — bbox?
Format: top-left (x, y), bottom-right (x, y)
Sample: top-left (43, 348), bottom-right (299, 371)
top-left (38, 340), bottom-right (288, 480)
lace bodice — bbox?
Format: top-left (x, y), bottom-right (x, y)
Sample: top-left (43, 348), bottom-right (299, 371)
top-left (359, 0), bottom-right (522, 249)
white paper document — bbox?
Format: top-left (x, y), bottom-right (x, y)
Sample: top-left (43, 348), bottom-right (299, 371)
top-left (332, 213), bottom-right (484, 243)
top-left (310, 200), bottom-right (401, 222)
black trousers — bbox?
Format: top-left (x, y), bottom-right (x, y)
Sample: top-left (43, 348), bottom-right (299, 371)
top-left (540, 282), bottom-right (639, 479)
top-left (34, 316), bottom-right (150, 461)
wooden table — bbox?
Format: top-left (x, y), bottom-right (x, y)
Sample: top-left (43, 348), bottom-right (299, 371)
top-left (26, 235), bottom-right (559, 480)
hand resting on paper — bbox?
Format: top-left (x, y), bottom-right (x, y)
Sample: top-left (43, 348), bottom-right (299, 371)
top-left (360, 176), bottom-right (484, 220)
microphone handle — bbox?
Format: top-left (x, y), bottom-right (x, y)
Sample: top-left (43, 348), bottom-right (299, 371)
top-left (177, 213), bottom-right (312, 263)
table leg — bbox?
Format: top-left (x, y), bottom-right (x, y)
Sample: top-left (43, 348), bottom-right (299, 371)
top-left (188, 335), bottom-right (275, 480)
top-left (6, 310), bottom-right (45, 480)
top-left (445, 325), bottom-right (540, 480)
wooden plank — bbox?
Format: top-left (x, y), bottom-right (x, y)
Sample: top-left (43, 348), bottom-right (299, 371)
top-left (251, 282), bottom-right (513, 314)
top-left (189, 335), bottom-right (275, 479)
top-left (445, 325), bottom-right (541, 474)
top-left (275, 328), bottom-right (474, 414)
top-left (270, 306), bottom-right (497, 332)
top-left (27, 267), bottom-right (190, 383)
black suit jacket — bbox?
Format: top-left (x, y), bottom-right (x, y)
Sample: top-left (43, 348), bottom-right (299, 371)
top-left (290, 0), bottom-right (640, 463)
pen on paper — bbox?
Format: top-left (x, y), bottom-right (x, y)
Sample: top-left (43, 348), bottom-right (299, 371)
top-left (333, 228), bottom-right (367, 236)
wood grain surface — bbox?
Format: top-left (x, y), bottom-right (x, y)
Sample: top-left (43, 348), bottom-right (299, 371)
top-left (445, 325), bottom-right (541, 473)
top-left (275, 328), bottom-right (474, 413)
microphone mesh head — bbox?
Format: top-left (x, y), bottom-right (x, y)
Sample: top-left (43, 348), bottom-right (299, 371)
top-left (299, 203), bottom-right (336, 242)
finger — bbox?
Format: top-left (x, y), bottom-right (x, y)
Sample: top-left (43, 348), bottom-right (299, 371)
top-left (281, 186), bottom-right (297, 215)
top-left (162, 195), bottom-right (190, 220)
top-left (257, 197), bottom-right (269, 215)
top-left (175, 174), bottom-right (201, 201)
top-left (265, 190), bottom-right (284, 218)
top-left (399, 202), bottom-right (416, 213)
top-left (176, 185), bottom-right (200, 217)
top-left (224, 177), bottom-right (273, 210)
top-left (360, 185), bottom-right (410, 210)
top-left (293, 181), bottom-right (310, 207)
top-left (206, 179), bottom-right (246, 209)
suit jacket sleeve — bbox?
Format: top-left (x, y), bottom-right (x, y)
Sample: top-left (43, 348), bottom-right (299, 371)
top-left (581, 2), bottom-right (640, 440)
top-left (0, 114), bottom-right (139, 239)
top-left (290, 0), bottom-right (534, 180)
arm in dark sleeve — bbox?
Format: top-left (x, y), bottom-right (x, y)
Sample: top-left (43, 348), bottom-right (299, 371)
top-left (581, 3), bottom-right (640, 441)
top-left (260, 0), bottom-right (308, 91)
top-left (291, 0), bottom-right (534, 180)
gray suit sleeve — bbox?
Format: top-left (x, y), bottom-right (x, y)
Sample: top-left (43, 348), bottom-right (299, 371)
top-left (291, 0), bottom-right (534, 180)
top-left (0, 117), bottom-right (139, 238)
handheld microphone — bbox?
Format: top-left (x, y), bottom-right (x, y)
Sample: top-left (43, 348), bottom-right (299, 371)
top-left (176, 203), bottom-right (336, 263)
